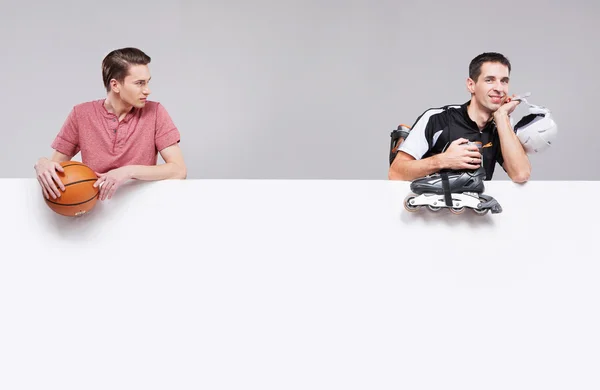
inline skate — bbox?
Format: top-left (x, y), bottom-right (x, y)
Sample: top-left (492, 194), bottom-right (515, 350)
top-left (403, 143), bottom-right (503, 215)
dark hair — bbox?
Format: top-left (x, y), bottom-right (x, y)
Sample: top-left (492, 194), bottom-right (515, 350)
top-left (102, 47), bottom-right (151, 92)
top-left (469, 52), bottom-right (511, 82)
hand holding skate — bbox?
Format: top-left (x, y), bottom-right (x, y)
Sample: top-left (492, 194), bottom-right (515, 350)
top-left (404, 140), bottom-right (502, 215)
top-left (441, 138), bottom-right (482, 170)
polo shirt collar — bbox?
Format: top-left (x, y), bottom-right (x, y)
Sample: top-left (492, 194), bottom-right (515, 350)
top-left (99, 99), bottom-right (137, 123)
top-left (460, 100), bottom-right (495, 131)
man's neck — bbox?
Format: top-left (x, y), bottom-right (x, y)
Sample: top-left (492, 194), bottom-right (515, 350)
top-left (467, 99), bottom-right (493, 130)
top-left (104, 94), bottom-right (133, 121)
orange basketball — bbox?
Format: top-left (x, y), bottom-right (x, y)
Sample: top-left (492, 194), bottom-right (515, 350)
top-left (44, 161), bottom-right (99, 217)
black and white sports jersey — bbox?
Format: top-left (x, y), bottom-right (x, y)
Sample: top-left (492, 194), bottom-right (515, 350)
top-left (397, 100), bottom-right (512, 180)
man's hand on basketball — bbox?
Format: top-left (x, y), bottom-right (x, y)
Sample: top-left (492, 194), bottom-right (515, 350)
top-left (441, 138), bottom-right (482, 170)
top-left (93, 166), bottom-right (133, 201)
top-left (34, 158), bottom-right (66, 200)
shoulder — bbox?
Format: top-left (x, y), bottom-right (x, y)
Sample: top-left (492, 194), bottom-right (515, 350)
top-left (72, 99), bottom-right (103, 112)
top-left (141, 100), bottom-right (168, 112)
top-left (67, 99), bottom-right (107, 120)
top-left (64, 100), bottom-right (103, 124)
top-left (138, 100), bottom-right (173, 118)
top-left (142, 100), bottom-right (160, 110)
top-left (411, 103), bottom-right (462, 129)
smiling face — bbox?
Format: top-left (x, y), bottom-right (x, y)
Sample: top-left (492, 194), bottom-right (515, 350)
top-left (111, 64), bottom-right (152, 108)
top-left (466, 61), bottom-right (510, 114)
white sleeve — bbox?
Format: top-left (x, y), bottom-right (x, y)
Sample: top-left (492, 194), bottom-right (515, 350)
top-left (397, 108), bottom-right (445, 160)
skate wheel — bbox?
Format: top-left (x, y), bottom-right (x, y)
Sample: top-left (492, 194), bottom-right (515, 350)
top-left (473, 208), bottom-right (489, 216)
top-left (403, 196), bottom-right (419, 212)
top-left (450, 207), bottom-right (465, 215)
top-left (427, 205), bottom-right (441, 212)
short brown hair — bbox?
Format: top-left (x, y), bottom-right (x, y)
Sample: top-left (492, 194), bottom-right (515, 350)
top-left (469, 52), bottom-right (511, 82)
top-left (102, 47), bottom-right (151, 92)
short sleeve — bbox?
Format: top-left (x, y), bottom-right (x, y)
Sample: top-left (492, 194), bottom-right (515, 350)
top-left (155, 103), bottom-right (181, 151)
top-left (397, 110), bottom-right (436, 159)
top-left (51, 107), bottom-right (80, 157)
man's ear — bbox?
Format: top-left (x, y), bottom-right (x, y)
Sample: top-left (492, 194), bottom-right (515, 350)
top-left (466, 77), bottom-right (475, 94)
top-left (110, 79), bottom-right (120, 93)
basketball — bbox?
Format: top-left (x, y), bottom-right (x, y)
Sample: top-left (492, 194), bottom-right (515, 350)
top-left (44, 161), bottom-right (99, 217)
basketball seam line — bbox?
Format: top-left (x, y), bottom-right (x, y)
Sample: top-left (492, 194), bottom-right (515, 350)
top-left (64, 178), bottom-right (98, 187)
top-left (45, 191), bottom-right (99, 206)
top-left (62, 162), bottom-right (85, 168)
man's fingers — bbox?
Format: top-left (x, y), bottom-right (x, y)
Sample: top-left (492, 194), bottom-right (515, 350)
top-left (41, 173), bottom-right (58, 199)
top-left (50, 170), bottom-right (65, 191)
top-left (43, 171), bottom-right (60, 197)
top-left (100, 181), bottom-right (113, 201)
top-left (453, 138), bottom-right (468, 145)
top-left (54, 163), bottom-right (65, 173)
top-left (464, 157), bottom-right (481, 167)
top-left (99, 183), bottom-right (106, 200)
top-left (38, 175), bottom-right (51, 198)
top-left (107, 184), bottom-right (118, 200)
top-left (44, 171), bottom-right (62, 198)
top-left (37, 177), bottom-right (50, 200)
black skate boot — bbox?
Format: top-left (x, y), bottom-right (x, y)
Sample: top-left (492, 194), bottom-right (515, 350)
top-left (403, 143), bottom-right (503, 215)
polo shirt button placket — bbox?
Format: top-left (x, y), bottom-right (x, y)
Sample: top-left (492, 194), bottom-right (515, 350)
top-left (111, 118), bottom-right (119, 153)
top-left (115, 119), bottom-right (124, 150)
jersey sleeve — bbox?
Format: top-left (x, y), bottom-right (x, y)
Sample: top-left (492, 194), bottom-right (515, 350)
top-left (51, 107), bottom-right (80, 157)
top-left (397, 109), bottom-right (440, 159)
top-left (154, 103), bottom-right (181, 151)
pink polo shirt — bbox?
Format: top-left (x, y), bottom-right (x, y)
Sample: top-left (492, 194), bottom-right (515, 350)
top-left (51, 99), bottom-right (181, 174)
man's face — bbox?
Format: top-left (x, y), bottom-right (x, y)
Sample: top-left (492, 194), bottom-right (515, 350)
top-left (115, 64), bottom-right (151, 108)
top-left (468, 61), bottom-right (510, 113)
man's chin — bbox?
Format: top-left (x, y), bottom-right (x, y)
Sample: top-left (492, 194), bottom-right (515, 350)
top-left (487, 102), bottom-right (502, 111)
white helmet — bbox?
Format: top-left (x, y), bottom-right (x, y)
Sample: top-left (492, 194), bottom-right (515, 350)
top-left (512, 93), bottom-right (558, 154)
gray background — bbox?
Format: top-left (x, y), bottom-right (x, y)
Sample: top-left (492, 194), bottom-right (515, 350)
top-left (1, 0), bottom-right (598, 180)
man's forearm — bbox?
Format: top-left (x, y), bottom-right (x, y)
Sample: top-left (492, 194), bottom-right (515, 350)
top-left (389, 154), bottom-right (443, 181)
top-left (494, 113), bottom-right (531, 182)
top-left (127, 163), bottom-right (187, 181)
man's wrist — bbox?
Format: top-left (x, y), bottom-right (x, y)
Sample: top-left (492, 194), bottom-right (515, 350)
top-left (493, 110), bottom-right (509, 121)
top-left (34, 157), bottom-right (48, 169)
top-left (432, 154), bottom-right (445, 170)
top-left (125, 165), bottom-right (136, 180)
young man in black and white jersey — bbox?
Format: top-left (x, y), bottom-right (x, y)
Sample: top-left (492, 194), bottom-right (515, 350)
top-left (388, 52), bottom-right (531, 183)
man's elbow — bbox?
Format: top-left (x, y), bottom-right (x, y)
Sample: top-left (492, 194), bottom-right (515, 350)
top-left (178, 167), bottom-right (187, 180)
top-left (510, 169), bottom-right (530, 184)
top-left (173, 164), bottom-right (187, 180)
top-left (388, 166), bottom-right (406, 181)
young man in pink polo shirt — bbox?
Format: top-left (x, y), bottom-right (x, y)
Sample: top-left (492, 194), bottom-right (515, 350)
top-left (34, 47), bottom-right (187, 201)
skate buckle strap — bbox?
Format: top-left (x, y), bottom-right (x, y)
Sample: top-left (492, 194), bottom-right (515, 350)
top-left (439, 171), bottom-right (453, 207)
